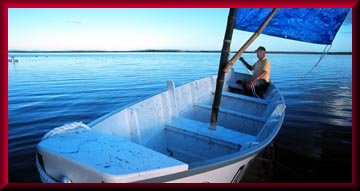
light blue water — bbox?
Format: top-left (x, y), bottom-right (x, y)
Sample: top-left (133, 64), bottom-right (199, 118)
top-left (8, 52), bottom-right (352, 182)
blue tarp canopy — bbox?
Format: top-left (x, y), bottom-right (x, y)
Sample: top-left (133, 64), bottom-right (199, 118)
top-left (235, 8), bottom-right (350, 45)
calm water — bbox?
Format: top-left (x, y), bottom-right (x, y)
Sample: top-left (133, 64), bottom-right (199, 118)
top-left (8, 52), bottom-right (352, 182)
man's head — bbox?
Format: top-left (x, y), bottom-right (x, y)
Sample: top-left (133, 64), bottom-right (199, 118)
top-left (255, 46), bottom-right (266, 59)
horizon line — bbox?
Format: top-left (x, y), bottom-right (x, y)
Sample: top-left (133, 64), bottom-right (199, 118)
top-left (8, 49), bottom-right (352, 55)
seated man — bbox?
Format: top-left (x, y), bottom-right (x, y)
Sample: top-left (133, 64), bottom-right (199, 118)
top-left (237, 46), bottom-right (271, 98)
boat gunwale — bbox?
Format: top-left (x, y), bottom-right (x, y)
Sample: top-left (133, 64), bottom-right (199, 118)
top-left (87, 75), bottom-right (218, 127)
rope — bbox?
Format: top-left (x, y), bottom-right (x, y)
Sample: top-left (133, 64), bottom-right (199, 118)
top-left (42, 121), bottom-right (90, 140)
top-left (251, 84), bottom-right (261, 98)
top-left (303, 45), bottom-right (332, 78)
top-left (245, 69), bottom-right (261, 98)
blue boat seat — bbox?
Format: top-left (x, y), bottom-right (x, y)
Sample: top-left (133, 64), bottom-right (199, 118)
top-left (212, 89), bottom-right (269, 106)
top-left (192, 103), bottom-right (266, 122)
top-left (164, 117), bottom-right (256, 163)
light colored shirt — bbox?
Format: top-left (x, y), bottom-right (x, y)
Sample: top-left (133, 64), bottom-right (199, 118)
top-left (253, 57), bottom-right (271, 82)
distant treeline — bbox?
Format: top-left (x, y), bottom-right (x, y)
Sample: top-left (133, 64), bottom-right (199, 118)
top-left (8, 50), bottom-right (352, 55)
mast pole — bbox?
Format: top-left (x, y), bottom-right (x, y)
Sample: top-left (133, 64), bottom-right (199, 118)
top-left (209, 8), bottom-right (237, 130)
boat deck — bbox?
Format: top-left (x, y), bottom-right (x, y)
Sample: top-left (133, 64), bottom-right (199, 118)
top-left (37, 127), bottom-right (188, 183)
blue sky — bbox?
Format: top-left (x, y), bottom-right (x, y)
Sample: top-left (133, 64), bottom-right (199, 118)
top-left (8, 8), bottom-right (352, 52)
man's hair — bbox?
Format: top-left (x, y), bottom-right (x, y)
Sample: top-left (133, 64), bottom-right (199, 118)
top-left (256, 46), bottom-right (266, 52)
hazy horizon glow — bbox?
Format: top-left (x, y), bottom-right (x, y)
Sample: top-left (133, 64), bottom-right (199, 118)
top-left (8, 8), bottom-right (352, 52)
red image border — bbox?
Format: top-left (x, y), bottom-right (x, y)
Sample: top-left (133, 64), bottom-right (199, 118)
top-left (1, 0), bottom-right (358, 189)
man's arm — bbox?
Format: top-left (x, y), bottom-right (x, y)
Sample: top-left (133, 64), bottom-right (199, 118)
top-left (239, 57), bottom-right (253, 70)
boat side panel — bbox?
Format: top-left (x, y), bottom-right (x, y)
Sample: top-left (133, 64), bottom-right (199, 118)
top-left (174, 76), bottom-right (216, 113)
top-left (128, 91), bottom-right (173, 154)
top-left (91, 109), bottom-right (132, 141)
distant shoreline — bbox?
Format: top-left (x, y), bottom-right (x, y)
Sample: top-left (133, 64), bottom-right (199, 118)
top-left (8, 50), bottom-right (352, 55)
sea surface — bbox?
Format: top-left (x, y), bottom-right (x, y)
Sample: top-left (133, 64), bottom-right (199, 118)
top-left (7, 52), bottom-right (352, 182)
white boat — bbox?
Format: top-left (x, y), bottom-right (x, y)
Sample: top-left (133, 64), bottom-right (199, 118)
top-left (36, 71), bottom-right (286, 183)
top-left (35, 8), bottom-right (349, 183)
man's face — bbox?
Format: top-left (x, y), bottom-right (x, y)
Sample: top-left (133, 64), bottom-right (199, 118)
top-left (256, 50), bottom-right (265, 59)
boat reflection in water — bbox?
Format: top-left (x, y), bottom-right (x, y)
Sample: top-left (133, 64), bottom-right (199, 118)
top-left (242, 82), bottom-right (352, 182)
top-left (8, 56), bottom-right (19, 63)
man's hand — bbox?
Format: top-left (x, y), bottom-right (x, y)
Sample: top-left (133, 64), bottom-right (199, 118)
top-left (251, 77), bottom-right (257, 86)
